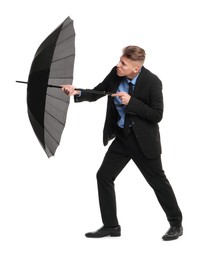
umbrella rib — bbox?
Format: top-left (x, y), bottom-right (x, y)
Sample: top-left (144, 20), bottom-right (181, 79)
top-left (49, 76), bottom-right (73, 79)
top-left (52, 54), bottom-right (75, 64)
top-left (46, 93), bottom-right (69, 104)
top-left (60, 21), bottom-right (72, 32)
top-left (55, 34), bottom-right (75, 46)
top-left (44, 127), bottom-right (60, 145)
top-left (60, 21), bottom-right (74, 34)
top-left (61, 21), bottom-right (73, 30)
top-left (45, 110), bottom-right (65, 126)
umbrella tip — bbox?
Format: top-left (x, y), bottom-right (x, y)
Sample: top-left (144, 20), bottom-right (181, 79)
top-left (16, 81), bottom-right (28, 84)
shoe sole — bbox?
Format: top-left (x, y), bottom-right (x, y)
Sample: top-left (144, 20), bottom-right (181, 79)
top-left (110, 233), bottom-right (121, 237)
top-left (162, 230), bottom-right (183, 241)
top-left (85, 233), bottom-right (121, 238)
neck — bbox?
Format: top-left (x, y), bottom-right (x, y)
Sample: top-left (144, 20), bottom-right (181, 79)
top-left (130, 66), bottom-right (143, 79)
top-left (127, 71), bottom-right (140, 80)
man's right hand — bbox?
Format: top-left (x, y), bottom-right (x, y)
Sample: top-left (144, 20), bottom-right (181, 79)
top-left (61, 85), bottom-right (81, 96)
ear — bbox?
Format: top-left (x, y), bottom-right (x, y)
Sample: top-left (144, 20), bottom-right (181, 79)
top-left (133, 66), bottom-right (140, 73)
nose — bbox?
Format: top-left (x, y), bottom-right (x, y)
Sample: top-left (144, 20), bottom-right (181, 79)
top-left (117, 61), bottom-right (121, 68)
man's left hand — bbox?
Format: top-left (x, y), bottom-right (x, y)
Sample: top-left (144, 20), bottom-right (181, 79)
top-left (112, 92), bottom-right (131, 106)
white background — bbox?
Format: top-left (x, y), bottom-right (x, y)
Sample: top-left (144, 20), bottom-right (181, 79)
top-left (1, 0), bottom-right (204, 259)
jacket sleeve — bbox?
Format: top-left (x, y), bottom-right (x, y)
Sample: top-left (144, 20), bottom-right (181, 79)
top-left (74, 67), bottom-right (116, 103)
top-left (126, 77), bottom-right (163, 123)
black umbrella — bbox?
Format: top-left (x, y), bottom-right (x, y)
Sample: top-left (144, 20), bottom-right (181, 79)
top-left (17, 16), bottom-right (112, 157)
top-left (17, 17), bottom-right (75, 157)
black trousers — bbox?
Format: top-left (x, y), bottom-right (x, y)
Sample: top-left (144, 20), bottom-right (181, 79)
top-left (96, 128), bottom-right (182, 227)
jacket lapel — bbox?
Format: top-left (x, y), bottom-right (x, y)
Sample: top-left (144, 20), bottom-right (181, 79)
top-left (133, 66), bottom-right (146, 97)
top-left (112, 77), bottom-right (123, 94)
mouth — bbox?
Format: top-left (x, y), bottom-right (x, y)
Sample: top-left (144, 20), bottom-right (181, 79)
top-left (117, 68), bottom-right (121, 74)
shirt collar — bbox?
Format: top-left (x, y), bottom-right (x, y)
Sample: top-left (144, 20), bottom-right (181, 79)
top-left (126, 69), bottom-right (141, 85)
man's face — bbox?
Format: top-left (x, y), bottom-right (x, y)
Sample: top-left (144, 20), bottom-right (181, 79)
top-left (116, 56), bottom-right (141, 79)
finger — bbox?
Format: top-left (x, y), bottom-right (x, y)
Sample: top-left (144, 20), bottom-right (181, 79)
top-left (61, 85), bottom-right (68, 90)
top-left (111, 93), bottom-right (122, 97)
top-left (62, 86), bottom-right (68, 92)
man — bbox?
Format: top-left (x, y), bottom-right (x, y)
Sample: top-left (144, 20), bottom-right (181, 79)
top-left (62, 46), bottom-right (183, 240)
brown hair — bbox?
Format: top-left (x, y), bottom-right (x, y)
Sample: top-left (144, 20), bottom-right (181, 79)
top-left (123, 46), bottom-right (146, 62)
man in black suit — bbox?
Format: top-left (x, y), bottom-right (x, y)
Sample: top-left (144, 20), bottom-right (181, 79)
top-left (62, 46), bottom-right (183, 240)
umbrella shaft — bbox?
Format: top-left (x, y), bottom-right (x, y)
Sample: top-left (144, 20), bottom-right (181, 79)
top-left (76, 89), bottom-right (112, 95)
top-left (16, 83), bottom-right (112, 96)
top-left (49, 85), bottom-right (112, 95)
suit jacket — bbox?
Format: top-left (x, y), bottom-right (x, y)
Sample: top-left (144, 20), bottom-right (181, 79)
top-left (75, 66), bottom-right (163, 159)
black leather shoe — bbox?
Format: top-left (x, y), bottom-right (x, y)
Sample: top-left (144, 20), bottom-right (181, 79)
top-left (162, 226), bottom-right (183, 241)
top-left (85, 225), bottom-right (121, 238)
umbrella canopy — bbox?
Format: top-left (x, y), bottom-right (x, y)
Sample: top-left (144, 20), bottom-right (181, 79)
top-left (27, 16), bottom-right (75, 157)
